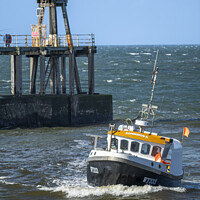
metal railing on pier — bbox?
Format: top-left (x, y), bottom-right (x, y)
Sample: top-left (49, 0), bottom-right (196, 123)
top-left (0, 34), bottom-right (95, 48)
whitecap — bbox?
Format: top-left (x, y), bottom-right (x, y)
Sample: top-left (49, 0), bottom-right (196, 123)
top-left (0, 80), bottom-right (11, 83)
top-left (83, 62), bottom-right (88, 65)
top-left (113, 63), bottom-right (119, 66)
top-left (129, 53), bottom-right (139, 56)
top-left (0, 176), bottom-right (7, 180)
top-left (118, 106), bottom-right (126, 109)
top-left (134, 60), bottom-right (140, 63)
top-left (130, 99), bottom-right (136, 102)
top-left (132, 79), bottom-right (140, 82)
top-left (0, 179), bottom-right (18, 185)
top-left (106, 80), bottom-right (113, 83)
top-left (141, 53), bottom-right (152, 55)
top-left (166, 54), bottom-right (172, 56)
top-left (182, 54), bottom-right (188, 56)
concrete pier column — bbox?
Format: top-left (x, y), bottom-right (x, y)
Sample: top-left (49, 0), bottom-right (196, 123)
top-left (61, 57), bottom-right (66, 94)
top-left (11, 55), bottom-right (22, 95)
top-left (40, 55), bottom-right (45, 94)
top-left (30, 56), bottom-right (38, 94)
top-left (69, 52), bottom-right (75, 95)
top-left (88, 50), bottom-right (94, 94)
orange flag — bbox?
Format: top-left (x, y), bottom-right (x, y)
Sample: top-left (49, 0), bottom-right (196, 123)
top-left (183, 127), bottom-right (190, 137)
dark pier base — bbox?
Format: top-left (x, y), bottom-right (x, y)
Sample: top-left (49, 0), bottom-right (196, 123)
top-left (0, 94), bottom-right (112, 129)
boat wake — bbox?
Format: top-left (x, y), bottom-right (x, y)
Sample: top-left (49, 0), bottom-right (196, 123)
top-left (181, 180), bottom-right (200, 190)
top-left (37, 183), bottom-right (186, 198)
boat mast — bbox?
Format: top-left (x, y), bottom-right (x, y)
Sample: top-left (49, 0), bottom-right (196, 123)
top-left (147, 49), bottom-right (159, 121)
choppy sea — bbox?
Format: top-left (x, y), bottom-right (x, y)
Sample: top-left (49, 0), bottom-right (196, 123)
top-left (0, 45), bottom-right (200, 199)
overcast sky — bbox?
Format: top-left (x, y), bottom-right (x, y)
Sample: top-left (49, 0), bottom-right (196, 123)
top-left (0, 0), bottom-right (200, 45)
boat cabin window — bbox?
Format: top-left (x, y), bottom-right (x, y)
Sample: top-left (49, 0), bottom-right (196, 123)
top-left (151, 146), bottom-right (161, 157)
top-left (166, 147), bottom-right (172, 160)
top-left (120, 140), bottom-right (128, 151)
top-left (162, 143), bottom-right (172, 161)
top-left (131, 141), bottom-right (140, 152)
top-left (141, 143), bottom-right (150, 155)
top-left (111, 138), bottom-right (118, 150)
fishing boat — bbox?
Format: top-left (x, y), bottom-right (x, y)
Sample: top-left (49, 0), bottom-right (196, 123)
top-left (87, 51), bottom-right (184, 187)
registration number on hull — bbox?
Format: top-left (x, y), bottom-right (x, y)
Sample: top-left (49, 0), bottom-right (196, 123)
top-left (143, 177), bottom-right (157, 185)
top-left (90, 166), bottom-right (99, 174)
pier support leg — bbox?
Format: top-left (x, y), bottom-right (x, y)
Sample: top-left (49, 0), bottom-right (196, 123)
top-left (69, 52), bottom-right (75, 95)
top-left (40, 55), bottom-right (45, 95)
top-left (61, 57), bottom-right (66, 94)
top-left (50, 57), bottom-right (55, 94)
top-left (88, 50), bottom-right (94, 94)
top-left (11, 55), bottom-right (22, 95)
top-left (49, 5), bottom-right (58, 47)
top-left (30, 56), bottom-right (38, 94)
top-left (61, 4), bottom-right (82, 94)
top-left (55, 57), bottom-right (61, 95)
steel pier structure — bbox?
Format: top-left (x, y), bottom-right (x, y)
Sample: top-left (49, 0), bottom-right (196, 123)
top-left (0, 0), bottom-right (113, 129)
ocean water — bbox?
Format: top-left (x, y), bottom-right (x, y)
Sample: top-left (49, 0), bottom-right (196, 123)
top-left (0, 45), bottom-right (200, 199)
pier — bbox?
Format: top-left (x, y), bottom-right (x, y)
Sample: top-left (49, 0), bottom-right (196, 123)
top-left (0, 0), bottom-right (112, 129)
top-left (0, 34), bottom-right (96, 95)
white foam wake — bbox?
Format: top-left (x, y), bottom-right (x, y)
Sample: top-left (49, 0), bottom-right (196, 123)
top-left (37, 184), bottom-right (186, 198)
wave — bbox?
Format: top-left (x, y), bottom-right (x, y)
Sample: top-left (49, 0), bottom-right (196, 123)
top-left (155, 118), bottom-right (200, 123)
top-left (0, 80), bottom-right (11, 83)
top-left (0, 176), bottom-right (32, 188)
top-left (132, 79), bottom-right (141, 82)
top-left (111, 118), bottom-right (200, 125)
top-left (181, 180), bottom-right (200, 190)
top-left (141, 53), bottom-right (152, 55)
top-left (106, 80), bottom-right (113, 83)
top-left (129, 53), bottom-right (139, 56)
top-left (37, 184), bottom-right (186, 198)
top-left (130, 99), bottom-right (136, 102)
top-left (133, 60), bottom-right (140, 63)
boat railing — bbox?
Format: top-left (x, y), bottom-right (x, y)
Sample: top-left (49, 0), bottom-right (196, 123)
top-left (87, 135), bottom-right (103, 150)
